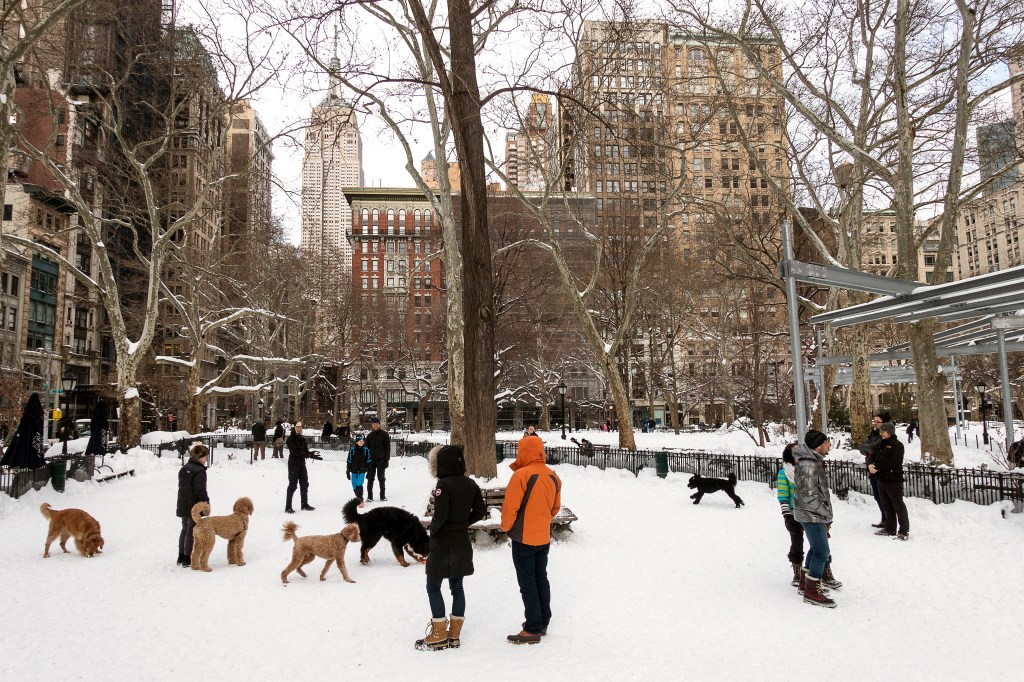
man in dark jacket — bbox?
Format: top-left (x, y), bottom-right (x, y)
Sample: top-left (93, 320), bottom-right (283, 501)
top-left (416, 445), bottom-right (486, 651)
top-left (859, 412), bottom-right (890, 528)
top-left (251, 419), bottom-right (267, 461)
top-left (272, 420), bottom-right (285, 458)
top-left (176, 442), bottom-right (209, 567)
top-left (285, 422), bottom-right (318, 513)
top-left (870, 422), bottom-right (909, 540)
top-left (322, 418), bottom-right (334, 440)
top-left (364, 417), bottom-right (391, 501)
top-left (793, 429), bottom-right (836, 608)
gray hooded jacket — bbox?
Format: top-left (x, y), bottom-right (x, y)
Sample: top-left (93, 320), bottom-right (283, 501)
top-left (793, 443), bottom-right (833, 524)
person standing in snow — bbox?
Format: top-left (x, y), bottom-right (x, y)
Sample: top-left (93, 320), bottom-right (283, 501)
top-left (501, 435), bottom-right (562, 644)
top-left (272, 419), bottom-right (285, 458)
top-left (322, 418), bottom-right (334, 440)
top-left (415, 444), bottom-right (486, 651)
top-left (870, 422), bottom-right (909, 540)
top-left (176, 442), bottom-right (209, 567)
top-left (347, 433), bottom-right (372, 508)
top-left (793, 429), bottom-right (836, 608)
top-left (251, 418), bottom-right (267, 461)
top-left (859, 412), bottom-right (889, 529)
top-left (364, 417), bottom-right (391, 502)
top-left (285, 422), bottom-right (318, 513)
top-left (779, 443), bottom-right (842, 592)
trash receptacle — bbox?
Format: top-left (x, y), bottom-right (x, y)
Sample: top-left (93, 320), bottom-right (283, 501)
top-left (496, 442), bottom-right (505, 463)
top-left (655, 451), bottom-right (669, 479)
top-left (50, 459), bottom-right (68, 492)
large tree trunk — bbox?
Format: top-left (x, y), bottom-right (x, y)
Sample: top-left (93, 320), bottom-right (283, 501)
top-left (848, 325), bottom-right (873, 444)
top-left (909, 319), bottom-right (953, 464)
top-left (604, 354), bottom-right (637, 450)
top-left (447, 0), bottom-right (496, 478)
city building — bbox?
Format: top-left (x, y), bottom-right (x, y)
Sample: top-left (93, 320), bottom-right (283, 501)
top-left (420, 151), bottom-right (462, 190)
top-left (977, 121), bottom-right (1019, 195)
top-left (504, 94), bottom-right (557, 191)
top-left (224, 99), bottom-right (274, 252)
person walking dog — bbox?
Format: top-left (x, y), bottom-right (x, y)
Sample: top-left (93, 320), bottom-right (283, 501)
top-left (415, 445), bottom-right (486, 651)
top-left (176, 442), bottom-right (209, 567)
top-left (501, 435), bottom-right (562, 644)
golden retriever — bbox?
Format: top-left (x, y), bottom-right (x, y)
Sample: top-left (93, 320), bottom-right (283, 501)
top-left (190, 497), bottom-right (254, 572)
top-left (280, 521), bottom-right (360, 584)
top-left (40, 503), bottom-right (104, 558)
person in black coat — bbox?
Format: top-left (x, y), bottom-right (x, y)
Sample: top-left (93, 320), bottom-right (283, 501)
top-left (272, 420), bottom-right (285, 459)
top-left (364, 417), bottom-right (391, 501)
top-left (176, 442), bottom-right (210, 566)
top-left (416, 444), bottom-right (485, 651)
top-left (859, 411), bottom-right (890, 528)
top-left (869, 422), bottom-right (909, 539)
top-left (252, 419), bottom-right (268, 461)
top-left (322, 419), bottom-right (334, 440)
top-left (285, 422), bottom-right (320, 513)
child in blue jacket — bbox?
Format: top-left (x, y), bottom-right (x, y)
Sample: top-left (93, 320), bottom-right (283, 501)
top-left (348, 434), bottom-right (373, 508)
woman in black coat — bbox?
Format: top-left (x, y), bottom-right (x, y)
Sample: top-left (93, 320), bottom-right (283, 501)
top-left (176, 442), bottom-right (210, 566)
top-left (416, 445), bottom-right (485, 651)
top-left (868, 422), bottom-right (910, 539)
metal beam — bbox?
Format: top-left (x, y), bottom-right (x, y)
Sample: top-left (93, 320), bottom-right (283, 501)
top-left (782, 222), bottom-right (808, 438)
top-left (785, 260), bottom-right (919, 296)
top-left (819, 342), bottom-right (1024, 367)
top-left (990, 317), bottom-right (1024, 329)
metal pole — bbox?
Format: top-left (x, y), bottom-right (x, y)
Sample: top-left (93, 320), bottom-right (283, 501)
top-left (42, 349), bottom-right (51, 447)
top-left (781, 221), bottom-right (807, 439)
top-left (949, 355), bottom-right (962, 441)
top-left (816, 326), bottom-right (828, 433)
top-left (997, 329), bottom-right (1015, 446)
top-left (560, 393), bottom-right (567, 440)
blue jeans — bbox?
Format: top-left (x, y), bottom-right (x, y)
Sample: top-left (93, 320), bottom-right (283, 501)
top-left (801, 522), bottom-right (830, 579)
top-left (511, 541), bottom-right (551, 634)
top-left (426, 575), bottom-right (465, 618)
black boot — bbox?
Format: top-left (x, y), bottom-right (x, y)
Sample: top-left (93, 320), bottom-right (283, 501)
top-left (301, 503), bottom-right (315, 511)
top-left (286, 492), bottom-right (295, 513)
top-left (177, 553), bottom-right (186, 566)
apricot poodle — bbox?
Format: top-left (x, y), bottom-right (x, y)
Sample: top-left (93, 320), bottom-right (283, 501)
top-left (280, 521), bottom-right (360, 584)
top-left (40, 503), bottom-right (104, 558)
top-left (190, 497), bottom-right (254, 572)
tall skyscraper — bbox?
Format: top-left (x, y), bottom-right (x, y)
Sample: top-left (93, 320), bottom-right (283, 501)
top-left (504, 94), bottom-right (556, 191)
top-left (301, 48), bottom-right (364, 296)
top-left (225, 99), bottom-right (274, 250)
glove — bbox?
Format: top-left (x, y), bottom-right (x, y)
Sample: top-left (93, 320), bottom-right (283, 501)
top-left (346, 472), bottom-right (351, 480)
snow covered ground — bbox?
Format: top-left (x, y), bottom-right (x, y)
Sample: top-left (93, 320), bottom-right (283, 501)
top-left (2, 432), bottom-right (1022, 681)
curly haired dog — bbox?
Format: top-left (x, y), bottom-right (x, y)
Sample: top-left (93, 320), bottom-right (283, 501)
top-left (342, 497), bottom-right (429, 567)
top-left (190, 497), bottom-right (254, 572)
top-left (40, 503), bottom-right (104, 558)
top-left (280, 521), bottom-right (360, 584)
top-left (687, 473), bottom-right (745, 508)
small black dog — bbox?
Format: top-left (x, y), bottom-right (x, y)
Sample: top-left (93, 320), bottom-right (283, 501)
top-left (687, 473), bottom-right (745, 508)
top-left (342, 498), bottom-right (430, 567)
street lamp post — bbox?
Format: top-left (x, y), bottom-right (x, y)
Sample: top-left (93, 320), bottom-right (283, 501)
top-left (557, 380), bottom-right (567, 440)
top-left (976, 380), bottom-right (989, 445)
top-left (59, 372), bottom-right (77, 454)
top-left (257, 398), bottom-right (265, 421)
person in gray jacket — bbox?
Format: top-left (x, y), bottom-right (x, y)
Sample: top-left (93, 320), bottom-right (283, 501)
top-left (793, 429), bottom-right (836, 608)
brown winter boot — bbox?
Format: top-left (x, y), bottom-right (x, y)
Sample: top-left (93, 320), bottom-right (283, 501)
top-left (803, 576), bottom-right (836, 608)
top-left (790, 562), bottom-right (802, 587)
top-left (448, 616), bottom-right (464, 648)
top-left (414, 618), bottom-right (449, 651)
top-left (823, 564), bottom-right (844, 590)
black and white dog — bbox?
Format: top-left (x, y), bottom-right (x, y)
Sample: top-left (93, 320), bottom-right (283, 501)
top-left (687, 473), bottom-right (745, 508)
top-left (342, 498), bottom-right (430, 567)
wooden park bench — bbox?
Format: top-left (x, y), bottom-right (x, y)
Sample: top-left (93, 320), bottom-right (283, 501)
top-left (422, 486), bottom-right (578, 541)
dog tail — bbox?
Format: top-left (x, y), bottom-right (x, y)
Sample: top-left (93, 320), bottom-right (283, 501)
top-left (40, 503), bottom-right (53, 519)
top-left (282, 521), bottom-right (299, 542)
top-left (341, 497), bottom-right (362, 524)
top-left (727, 473), bottom-right (737, 485)
top-left (191, 501), bottom-right (211, 524)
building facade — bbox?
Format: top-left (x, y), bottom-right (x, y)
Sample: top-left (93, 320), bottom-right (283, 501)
top-left (504, 94), bottom-right (557, 191)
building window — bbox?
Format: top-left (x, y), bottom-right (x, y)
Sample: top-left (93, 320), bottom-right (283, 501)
top-left (387, 208), bottom-right (395, 234)
top-left (398, 209), bottom-right (406, 235)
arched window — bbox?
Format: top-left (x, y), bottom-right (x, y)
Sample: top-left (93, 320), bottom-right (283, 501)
top-left (414, 209), bottom-right (422, 234)
top-left (424, 209), bottom-right (431, 230)
top-left (387, 208), bottom-right (395, 234)
top-left (398, 209), bottom-right (407, 235)
top-left (361, 208), bottom-right (369, 234)
top-left (371, 208), bottom-right (379, 235)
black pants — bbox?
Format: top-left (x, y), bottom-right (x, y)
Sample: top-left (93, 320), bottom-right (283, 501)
top-left (286, 458), bottom-right (309, 508)
top-left (878, 479), bottom-right (909, 534)
top-left (512, 541), bottom-right (551, 635)
top-left (178, 516), bottom-right (196, 557)
top-left (869, 474), bottom-right (887, 523)
top-left (783, 514), bottom-right (804, 564)
top-left (366, 463), bottom-right (386, 499)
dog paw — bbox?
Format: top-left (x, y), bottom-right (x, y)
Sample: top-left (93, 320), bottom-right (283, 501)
top-left (202, 567), bottom-right (212, 573)
top-left (319, 577), bottom-right (326, 581)
top-left (345, 578), bottom-right (356, 583)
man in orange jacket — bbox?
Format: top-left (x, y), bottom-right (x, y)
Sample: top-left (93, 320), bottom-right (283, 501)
top-left (501, 435), bottom-right (562, 645)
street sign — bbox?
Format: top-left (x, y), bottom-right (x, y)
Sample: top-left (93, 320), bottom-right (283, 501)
top-left (48, 388), bottom-right (64, 395)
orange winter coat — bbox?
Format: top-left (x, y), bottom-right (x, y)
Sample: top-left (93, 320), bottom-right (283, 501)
top-left (501, 436), bottom-right (562, 546)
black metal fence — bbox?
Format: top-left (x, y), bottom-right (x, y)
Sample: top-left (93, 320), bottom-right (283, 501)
top-left (0, 454), bottom-right (97, 500)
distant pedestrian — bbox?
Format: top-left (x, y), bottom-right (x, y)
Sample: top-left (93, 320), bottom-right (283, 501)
top-left (501, 435), bottom-right (562, 644)
top-left (322, 418), bottom-right (334, 440)
top-left (272, 419), bottom-right (285, 458)
top-left (251, 419), bottom-right (267, 461)
top-left (415, 444), bottom-right (486, 651)
top-left (524, 424), bottom-right (537, 438)
top-left (347, 433), bottom-right (372, 507)
top-left (176, 442), bottom-right (209, 567)
top-left (906, 420), bottom-right (917, 443)
top-left (870, 422), bottom-right (909, 541)
top-left (793, 429), bottom-right (836, 608)
top-left (285, 422), bottom-right (319, 513)
top-left (1009, 439), bottom-right (1024, 469)
top-left (364, 417), bottom-right (391, 502)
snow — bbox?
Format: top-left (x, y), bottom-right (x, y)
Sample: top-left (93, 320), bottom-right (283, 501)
top-left (140, 430), bottom-right (192, 446)
top-left (124, 387), bottom-right (139, 400)
top-left (2, 435), bottom-right (1022, 681)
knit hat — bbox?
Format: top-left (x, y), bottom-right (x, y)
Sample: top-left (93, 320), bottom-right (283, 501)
top-left (804, 429), bottom-right (828, 450)
top-left (355, 433), bottom-right (365, 442)
top-left (371, 417), bottom-right (381, 424)
top-left (879, 421), bottom-right (897, 436)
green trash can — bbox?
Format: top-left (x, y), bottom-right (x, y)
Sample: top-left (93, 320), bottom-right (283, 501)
top-left (655, 451), bottom-right (669, 479)
top-left (50, 459), bottom-right (68, 492)
top-left (496, 442), bottom-right (505, 463)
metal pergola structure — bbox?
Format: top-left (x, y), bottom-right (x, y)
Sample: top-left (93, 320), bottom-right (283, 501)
top-left (781, 221), bottom-right (1024, 444)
